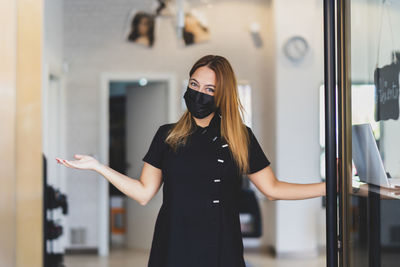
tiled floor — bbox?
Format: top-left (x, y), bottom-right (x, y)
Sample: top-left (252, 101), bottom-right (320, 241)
top-left (64, 247), bottom-right (326, 267)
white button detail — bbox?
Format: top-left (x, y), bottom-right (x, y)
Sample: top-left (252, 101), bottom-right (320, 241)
top-left (217, 159), bottom-right (224, 163)
top-left (214, 179), bottom-right (221, 182)
top-left (212, 136), bottom-right (218, 141)
top-left (222, 143), bottom-right (228, 147)
top-left (202, 129), bottom-right (207, 134)
top-left (213, 200), bottom-right (220, 203)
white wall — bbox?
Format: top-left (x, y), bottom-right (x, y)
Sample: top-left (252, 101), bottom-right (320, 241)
top-left (44, 0), bottom-right (64, 75)
top-left (273, 0), bottom-right (325, 257)
top-left (63, 0), bottom-right (276, 251)
top-left (43, 0), bottom-right (67, 253)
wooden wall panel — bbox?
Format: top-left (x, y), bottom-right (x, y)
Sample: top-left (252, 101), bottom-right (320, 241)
top-left (0, 0), bottom-right (17, 265)
top-left (16, 0), bottom-right (44, 266)
top-left (0, 0), bottom-right (44, 266)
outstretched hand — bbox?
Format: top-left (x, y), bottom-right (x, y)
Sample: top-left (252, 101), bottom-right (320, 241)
top-left (56, 154), bottom-right (100, 171)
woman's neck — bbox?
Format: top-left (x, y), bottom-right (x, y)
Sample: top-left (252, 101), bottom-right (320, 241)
top-left (193, 112), bottom-right (215, 128)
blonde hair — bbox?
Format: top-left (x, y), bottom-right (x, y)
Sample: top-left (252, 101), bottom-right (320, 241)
top-left (165, 55), bottom-right (250, 175)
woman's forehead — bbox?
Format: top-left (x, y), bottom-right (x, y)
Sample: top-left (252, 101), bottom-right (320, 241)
top-left (191, 66), bottom-right (216, 85)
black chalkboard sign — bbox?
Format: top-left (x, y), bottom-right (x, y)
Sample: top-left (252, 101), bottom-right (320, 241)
top-left (374, 61), bottom-right (400, 121)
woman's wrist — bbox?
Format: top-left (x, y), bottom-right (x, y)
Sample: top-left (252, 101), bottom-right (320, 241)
top-left (92, 162), bottom-right (105, 173)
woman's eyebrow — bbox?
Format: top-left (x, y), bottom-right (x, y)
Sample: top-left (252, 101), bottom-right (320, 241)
top-left (190, 78), bottom-right (215, 87)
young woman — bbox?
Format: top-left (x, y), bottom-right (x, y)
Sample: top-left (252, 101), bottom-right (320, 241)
top-left (56, 55), bottom-right (326, 267)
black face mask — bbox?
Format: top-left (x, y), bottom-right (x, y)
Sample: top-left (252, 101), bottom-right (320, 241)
top-left (183, 86), bottom-right (217, 119)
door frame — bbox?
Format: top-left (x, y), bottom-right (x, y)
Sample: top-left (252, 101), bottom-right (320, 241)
top-left (323, 0), bottom-right (351, 266)
top-left (98, 72), bottom-right (178, 256)
top-left (323, 0), bottom-right (339, 266)
top-left (337, 0), bottom-right (352, 267)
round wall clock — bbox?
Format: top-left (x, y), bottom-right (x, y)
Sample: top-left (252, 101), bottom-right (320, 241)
top-left (283, 36), bottom-right (309, 62)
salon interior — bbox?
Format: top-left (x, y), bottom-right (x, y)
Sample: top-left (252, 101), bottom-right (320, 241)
top-left (2, 0), bottom-right (400, 267)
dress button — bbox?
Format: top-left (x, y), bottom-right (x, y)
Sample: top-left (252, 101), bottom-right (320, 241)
top-left (212, 136), bottom-right (218, 141)
top-left (201, 129), bottom-right (207, 134)
top-left (222, 143), bottom-right (228, 147)
top-left (213, 179), bottom-right (221, 183)
top-left (217, 159), bottom-right (224, 163)
top-left (213, 200), bottom-right (220, 203)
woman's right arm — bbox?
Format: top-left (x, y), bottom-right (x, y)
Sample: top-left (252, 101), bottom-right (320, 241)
top-left (95, 162), bottom-right (162, 206)
top-left (56, 155), bottom-right (162, 206)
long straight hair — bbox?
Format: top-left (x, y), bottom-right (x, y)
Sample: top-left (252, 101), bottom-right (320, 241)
top-left (165, 55), bottom-right (250, 175)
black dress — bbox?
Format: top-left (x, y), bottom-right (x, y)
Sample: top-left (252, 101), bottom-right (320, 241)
top-left (142, 111), bottom-right (271, 267)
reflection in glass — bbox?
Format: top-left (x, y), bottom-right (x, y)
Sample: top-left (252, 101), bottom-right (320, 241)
top-left (347, 1), bottom-right (400, 266)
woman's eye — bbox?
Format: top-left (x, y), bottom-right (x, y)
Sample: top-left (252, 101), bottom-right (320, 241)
top-left (207, 88), bottom-right (215, 93)
top-left (190, 82), bottom-right (198, 87)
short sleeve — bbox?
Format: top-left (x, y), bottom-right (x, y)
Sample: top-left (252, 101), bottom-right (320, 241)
top-left (142, 125), bottom-right (167, 169)
top-left (247, 127), bottom-right (271, 174)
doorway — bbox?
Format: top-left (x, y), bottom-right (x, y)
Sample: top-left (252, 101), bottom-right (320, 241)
top-left (99, 73), bottom-right (177, 255)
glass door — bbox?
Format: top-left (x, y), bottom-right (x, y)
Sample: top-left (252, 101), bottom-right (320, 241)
top-left (339, 0), bottom-right (400, 266)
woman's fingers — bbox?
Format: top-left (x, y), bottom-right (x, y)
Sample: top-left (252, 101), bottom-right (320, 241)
top-left (56, 157), bottom-right (65, 165)
top-left (63, 159), bottom-right (77, 169)
top-left (56, 156), bottom-right (95, 170)
top-left (56, 158), bottom-right (68, 167)
top-left (55, 157), bottom-right (78, 169)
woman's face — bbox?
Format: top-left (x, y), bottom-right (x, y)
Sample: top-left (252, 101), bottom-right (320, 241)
top-left (138, 17), bottom-right (150, 36)
top-left (188, 66), bottom-right (216, 96)
top-left (184, 14), bottom-right (197, 31)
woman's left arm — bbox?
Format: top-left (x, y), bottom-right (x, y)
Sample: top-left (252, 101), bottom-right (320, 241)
top-left (247, 165), bottom-right (326, 200)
